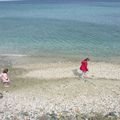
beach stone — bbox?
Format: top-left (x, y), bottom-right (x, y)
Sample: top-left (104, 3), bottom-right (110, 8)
top-left (89, 113), bottom-right (105, 120)
top-left (62, 111), bottom-right (69, 116)
top-left (49, 111), bottom-right (57, 120)
top-left (81, 114), bottom-right (89, 120)
top-left (39, 114), bottom-right (51, 120)
top-left (67, 115), bottom-right (76, 120)
top-left (105, 111), bottom-right (119, 118)
top-left (75, 114), bottom-right (84, 120)
top-left (0, 93), bottom-right (3, 99)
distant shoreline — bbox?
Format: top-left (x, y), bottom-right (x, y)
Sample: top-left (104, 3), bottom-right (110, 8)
top-left (0, 54), bottom-right (120, 68)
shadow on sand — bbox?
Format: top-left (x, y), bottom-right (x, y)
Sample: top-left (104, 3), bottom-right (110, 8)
top-left (72, 69), bottom-right (82, 78)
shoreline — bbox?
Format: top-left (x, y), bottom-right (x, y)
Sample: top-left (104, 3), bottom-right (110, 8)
top-left (0, 54), bottom-right (120, 67)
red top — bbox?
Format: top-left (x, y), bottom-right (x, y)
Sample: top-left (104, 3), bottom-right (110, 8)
top-left (80, 60), bottom-right (88, 72)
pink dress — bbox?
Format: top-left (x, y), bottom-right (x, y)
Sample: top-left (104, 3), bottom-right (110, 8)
top-left (0, 73), bottom-right (10, 83)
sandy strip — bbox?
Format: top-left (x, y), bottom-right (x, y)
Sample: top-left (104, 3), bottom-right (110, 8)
top-left (20, 62), bottom-right (120, 80)
top-left (0, 62), bottom-right (120, 117)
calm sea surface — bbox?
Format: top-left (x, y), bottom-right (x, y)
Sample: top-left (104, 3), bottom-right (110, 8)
top-left (0, 2), bottom-right (120, 64)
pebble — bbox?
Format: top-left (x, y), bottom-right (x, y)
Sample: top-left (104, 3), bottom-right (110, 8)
top-left (0, 92), bottom-right (120, 120)
top-left (0, 92), bottom-right (3, 99)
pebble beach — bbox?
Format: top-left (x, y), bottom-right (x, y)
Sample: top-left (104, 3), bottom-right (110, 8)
top-left (0, 0), bottom-right (120, 119)
top-left (0, 61), bottom-right (120, 119)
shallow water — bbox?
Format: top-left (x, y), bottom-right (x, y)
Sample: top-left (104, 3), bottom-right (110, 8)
top-left (0, 2), bottom-right (120, 64)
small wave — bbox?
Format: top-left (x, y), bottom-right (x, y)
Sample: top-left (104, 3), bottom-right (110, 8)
top-left (0, 54), bottom-right (27, 57)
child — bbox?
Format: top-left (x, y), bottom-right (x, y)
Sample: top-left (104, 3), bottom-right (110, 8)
top-left (80, 58), bottom-right (89, 78)
top-left (0, 68), bottom-right (10, 87)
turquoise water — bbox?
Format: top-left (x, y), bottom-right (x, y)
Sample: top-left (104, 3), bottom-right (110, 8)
top-left (0, 2), bottom-right (120, 62)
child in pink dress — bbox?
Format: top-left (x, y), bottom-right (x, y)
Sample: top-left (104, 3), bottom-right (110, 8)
top-left (0, 68), bottom-right (10, 87)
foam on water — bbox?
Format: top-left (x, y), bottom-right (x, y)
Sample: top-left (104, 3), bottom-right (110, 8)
top-left (0, 54), bottom-right (27, 57)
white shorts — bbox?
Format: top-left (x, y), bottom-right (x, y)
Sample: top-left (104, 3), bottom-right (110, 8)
top-left (78, 69), bottom-right (87, 74)
top-left (3, 79), bottom-right (10, 83)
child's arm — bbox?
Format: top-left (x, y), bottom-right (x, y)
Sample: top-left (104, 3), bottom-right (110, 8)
top-left (2, 73), bottom-right (9, 80)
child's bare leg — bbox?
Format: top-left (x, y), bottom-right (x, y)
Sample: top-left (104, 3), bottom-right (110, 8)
top-left (81, 72), bottom-right (85, 78)
top-left (83, 72), bottom-right (88, 77)
top-left (3, 82), bottom-right (9, 87)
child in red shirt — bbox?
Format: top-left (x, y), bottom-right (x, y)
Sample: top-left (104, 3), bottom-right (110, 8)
top-left (80, 58), bottom-right (89, 78)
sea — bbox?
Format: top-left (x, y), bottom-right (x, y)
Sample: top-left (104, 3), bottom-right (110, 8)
top-left (0, 1), bottom-right (120, 65)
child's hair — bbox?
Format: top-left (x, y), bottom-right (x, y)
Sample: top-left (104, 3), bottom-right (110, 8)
top-left (3, 68), bottom-right (8, 73)
top-left (84, 58), bottom-right (90, 61)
